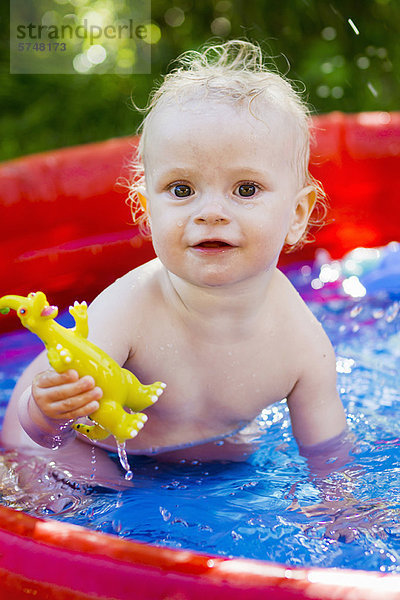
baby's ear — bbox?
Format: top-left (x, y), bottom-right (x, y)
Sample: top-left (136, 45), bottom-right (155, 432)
top-left (285, 186), bottom-right (316, 246)
top-left (136, 186), bottom-right (148, 212)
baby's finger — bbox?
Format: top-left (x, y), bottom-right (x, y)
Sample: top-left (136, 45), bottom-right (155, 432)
top-left (45, 387), bottom-right (102, 420)
top-left (33, 374), bottom-right (96, 405)
top-left (34, 369), bottom-right (79, 389)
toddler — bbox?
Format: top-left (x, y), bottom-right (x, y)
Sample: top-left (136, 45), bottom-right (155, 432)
top-left (2, 41), bottom-right (347, 479)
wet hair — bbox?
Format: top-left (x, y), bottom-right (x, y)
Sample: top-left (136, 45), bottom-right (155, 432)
top-left (128, 40), bottom-right (326, 249)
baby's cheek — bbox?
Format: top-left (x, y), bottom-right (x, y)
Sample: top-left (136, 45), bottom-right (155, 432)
top-left (251, 218), bottom-right (288, 259)
top-left (150, 223), bottom-right (180, 262)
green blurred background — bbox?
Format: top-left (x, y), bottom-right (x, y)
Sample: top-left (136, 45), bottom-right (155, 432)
top-left (0, 0), bottom-right (399, 162)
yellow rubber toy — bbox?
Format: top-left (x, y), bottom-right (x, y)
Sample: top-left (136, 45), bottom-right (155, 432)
top-left (0, 291), bottom-right (166, 443)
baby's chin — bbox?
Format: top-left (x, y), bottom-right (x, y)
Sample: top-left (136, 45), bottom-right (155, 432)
top-left (164, 266), bottom-right (237, 289)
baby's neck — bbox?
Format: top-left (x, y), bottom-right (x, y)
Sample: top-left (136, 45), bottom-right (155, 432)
top-left (163, 267), bottom-right (276, 334)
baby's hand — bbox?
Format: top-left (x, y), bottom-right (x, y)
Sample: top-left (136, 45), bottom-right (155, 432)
top-left (32, 369), bottom-right (102, 422)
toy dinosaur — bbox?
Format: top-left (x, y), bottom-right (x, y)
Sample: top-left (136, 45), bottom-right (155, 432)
top-left (0, 291), bottom-right (166, 443)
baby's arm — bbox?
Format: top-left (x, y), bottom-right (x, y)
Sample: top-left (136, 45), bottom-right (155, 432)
top-left (1, 347), bottom-right (103, 449)
top-left (26, 369), bottom-right (102, 446)
top-left (286, 322), bottom-right (346, 449)
top-left (3, 277), bottom-right (136, 449)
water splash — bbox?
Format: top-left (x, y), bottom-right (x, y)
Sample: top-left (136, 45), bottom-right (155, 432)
top-left (116, 441), bottom-right (133, 481)
top-left (90, 445), bottom-right (96, 481)
top-left (0, 450), bottom-right (92, 515)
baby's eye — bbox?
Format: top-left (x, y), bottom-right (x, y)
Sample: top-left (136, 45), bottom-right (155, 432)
top-left (235, 183), bottom-right (258, 198)
top-left (171, 184), bottom-right (193, 198)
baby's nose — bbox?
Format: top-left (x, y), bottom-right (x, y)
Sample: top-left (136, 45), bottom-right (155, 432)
top-left (193, 197), bottom-right (231, 225)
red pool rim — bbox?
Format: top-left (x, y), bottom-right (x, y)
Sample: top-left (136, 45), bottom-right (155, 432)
top-left (0, 503), bottom-right (399, 600)
top-left (0, 112), bottom-right (400, 599)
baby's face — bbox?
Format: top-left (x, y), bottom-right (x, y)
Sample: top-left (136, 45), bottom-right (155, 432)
top-left (143, 98), bottom-right (304, 288)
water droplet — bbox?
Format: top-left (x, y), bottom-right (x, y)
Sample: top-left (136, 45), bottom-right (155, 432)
top-left (320, 263), bottom-right (340, 283)
top-left (350, 305), bottom-right (363, 318)
top-left (90, 446), bottom-right (97, 480)
top-left (116, 441), bottom-right (133, 480)
top-left (385, 302), bottom-right (399, 323)
top-left (160, 507), bottom-right (171, 521)
top-left (207, 559), bottom-right (215, 567)
top-left (348, 18), bottom-right (360, 35)
top-left (243, 201), bottom-right (256, 210)
top-left (336, 357), bottom-right (355, 374)
top-left (342, 276), bottom-right (366, 298)
top-left (112, 519), bottom-right (122, 533)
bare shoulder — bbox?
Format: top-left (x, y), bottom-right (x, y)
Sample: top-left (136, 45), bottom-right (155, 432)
top-left (272, 268), bottom-right (338, 390)
top-left (86, 258), bottom-right (164, 363)
top-left (273, 269), bottom-right (333, 357)
top-left (90, 258), bottom-right (163, 308)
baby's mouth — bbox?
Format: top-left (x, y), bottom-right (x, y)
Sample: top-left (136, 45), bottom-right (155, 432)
top-left (191, 240), bottom-right (237, 254)
top-left (195, 241), bottom-right (232, 248)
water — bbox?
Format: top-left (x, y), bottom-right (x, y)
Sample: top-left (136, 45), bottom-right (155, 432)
top-left (0, 245), bottom-right (399, 572)
top-left (116, 441), bottom-right (133, 481)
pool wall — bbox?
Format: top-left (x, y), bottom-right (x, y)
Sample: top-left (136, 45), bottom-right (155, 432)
top-left (0, 112), bottom-right (399, 599)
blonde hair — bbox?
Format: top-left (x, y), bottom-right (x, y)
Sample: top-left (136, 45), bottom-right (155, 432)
top-left (128, 40), bottom-right (326, 249)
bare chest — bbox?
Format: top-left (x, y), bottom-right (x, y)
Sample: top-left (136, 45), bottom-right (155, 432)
top-left (123, 314), bottom-right (296, 448)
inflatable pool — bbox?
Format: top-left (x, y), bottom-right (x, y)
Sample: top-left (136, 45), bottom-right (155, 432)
top-left (0, 112), bottom-right (399, 599)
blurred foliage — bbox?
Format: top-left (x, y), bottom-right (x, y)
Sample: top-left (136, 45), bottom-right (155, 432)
top-left (0, 0), bottom-right (399, 161)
